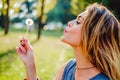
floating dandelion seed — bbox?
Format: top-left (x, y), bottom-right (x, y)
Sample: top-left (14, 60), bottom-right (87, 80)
top-left (43, 25), bottom-right (48, 30)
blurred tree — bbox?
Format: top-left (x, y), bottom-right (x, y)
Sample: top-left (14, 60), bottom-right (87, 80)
top-left (71, 0), bottom-right (86, 15)
top-left (46, 0), bottom-right (76, 24)
top-left (9, 0), bottom-right (28, 23)
top-left (0, 0), bottom-right (10, 34)
top-left (61, 0), bottom-right (76, 24)
top-left (38, 0), bottom-right (45, 40)
top-left (0, 0), bottom-right (24, 33)
top-left (0, 0), bottom-right (6, 29)
top-left (85, 0), bottom-right (109, 5)
top-left (4, 0), bottom-right (9, 34)
top-left (34, 0), bottom-right (57, 40)
top-left (15, 0), bottom-right (37, 22)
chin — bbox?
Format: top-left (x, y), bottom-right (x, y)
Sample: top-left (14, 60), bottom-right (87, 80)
top-left (61, 36), bottom-right (66, 43)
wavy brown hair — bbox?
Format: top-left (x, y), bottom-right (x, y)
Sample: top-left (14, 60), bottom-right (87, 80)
top-left (81, 3), bottom-right (120, 80)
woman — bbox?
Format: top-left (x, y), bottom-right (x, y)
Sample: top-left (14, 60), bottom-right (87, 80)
top-left (16, 3), bottom-right (120, 80)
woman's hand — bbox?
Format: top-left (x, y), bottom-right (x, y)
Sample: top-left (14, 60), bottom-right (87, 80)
top-left (16, 38), bottom-right (34, 66)
top-left (16, 38), bottom-right (38, 80)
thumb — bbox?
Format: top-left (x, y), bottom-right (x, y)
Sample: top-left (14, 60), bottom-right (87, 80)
top-left (24, 39), bottom-right (32, 49)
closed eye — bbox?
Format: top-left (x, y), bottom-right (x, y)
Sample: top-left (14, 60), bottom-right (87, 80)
top-left (76, 16), bottom-right (84, 24)
top-left (76, 21), bottom-right (81, 24)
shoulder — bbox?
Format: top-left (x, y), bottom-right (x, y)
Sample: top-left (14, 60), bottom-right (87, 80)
top-left (54, 58), bottom-right (75, 80)
top-left (63, 58), bottom-right (76, 73)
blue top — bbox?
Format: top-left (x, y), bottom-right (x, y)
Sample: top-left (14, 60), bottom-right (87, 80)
top-left (62, 58), bottom-right (110, 80)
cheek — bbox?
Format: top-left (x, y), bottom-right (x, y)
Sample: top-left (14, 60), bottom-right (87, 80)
top-left (61, 27), bottom-right (81, 46)
top-left (71, 29), bottom-right (81, 44)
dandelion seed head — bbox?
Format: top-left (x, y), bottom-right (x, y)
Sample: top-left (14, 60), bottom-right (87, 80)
top-left (25, 19), bottom-right (33, 26)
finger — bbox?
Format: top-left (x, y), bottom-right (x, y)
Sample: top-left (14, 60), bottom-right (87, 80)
top-left (20, 37), bottom-right (26, 47)
top-left (20, 37), bottom-right (27, 46)
top-left (19, 45), bottom-right (27, 54)
top-left (20, 38), bottom-right (29, 51)
top-left (16, 46), bottom-right (22, 54)
top-left (24, 39), bottom-right (32, 49)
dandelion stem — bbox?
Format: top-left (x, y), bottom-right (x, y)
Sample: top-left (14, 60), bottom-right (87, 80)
top-left (25, 25), bottom-right (29, 38)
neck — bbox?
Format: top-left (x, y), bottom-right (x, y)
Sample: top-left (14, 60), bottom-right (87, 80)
top-left (72, 46), bottom-right (94, 68)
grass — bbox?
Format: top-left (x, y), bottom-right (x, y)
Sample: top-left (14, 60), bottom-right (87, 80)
top-left (0, 28), bottom-right (74, 80)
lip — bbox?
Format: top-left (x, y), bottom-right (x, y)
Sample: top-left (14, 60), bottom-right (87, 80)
top-left (64, 28), bottom-right (67, 33)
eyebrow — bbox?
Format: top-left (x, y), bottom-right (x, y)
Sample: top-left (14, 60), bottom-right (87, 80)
top-left (77, 15), bottom-right (84, 21)
top-left (77, 10), bottom-right (87, 20)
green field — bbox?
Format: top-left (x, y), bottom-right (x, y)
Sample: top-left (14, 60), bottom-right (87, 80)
top-left (0, 28), bottom-right (74, 80)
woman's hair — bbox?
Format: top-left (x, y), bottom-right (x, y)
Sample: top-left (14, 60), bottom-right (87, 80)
top-left (81, 3), bottom-right (120, 79)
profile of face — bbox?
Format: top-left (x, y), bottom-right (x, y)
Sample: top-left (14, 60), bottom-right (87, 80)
top-left (61, 11), bottom-right (88, 47)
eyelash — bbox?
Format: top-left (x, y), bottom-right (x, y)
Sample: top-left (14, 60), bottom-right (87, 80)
top-left (76, 21), bottom-right (81, 24)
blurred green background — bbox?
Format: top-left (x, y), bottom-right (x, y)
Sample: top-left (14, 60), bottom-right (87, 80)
top-left (0, 0), bottom-right (120, 80)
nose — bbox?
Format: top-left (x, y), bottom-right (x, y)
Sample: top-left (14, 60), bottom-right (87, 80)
top-left (67, 20), bottom-right (74, 27)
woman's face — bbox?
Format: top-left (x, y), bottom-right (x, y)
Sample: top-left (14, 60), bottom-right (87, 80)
top-left (61, 11), bottom-right (87, 47)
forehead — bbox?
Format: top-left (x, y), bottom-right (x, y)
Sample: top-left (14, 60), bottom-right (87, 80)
top-left (77, 10), bottom-right (88, 19)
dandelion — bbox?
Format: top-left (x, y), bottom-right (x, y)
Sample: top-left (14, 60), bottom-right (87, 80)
top-left (17, 19), bottom-right (34, 54)
top-left (25, 19), bottom-right (34, 26)
top-left (25, 18), bottom-right (34, 37)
